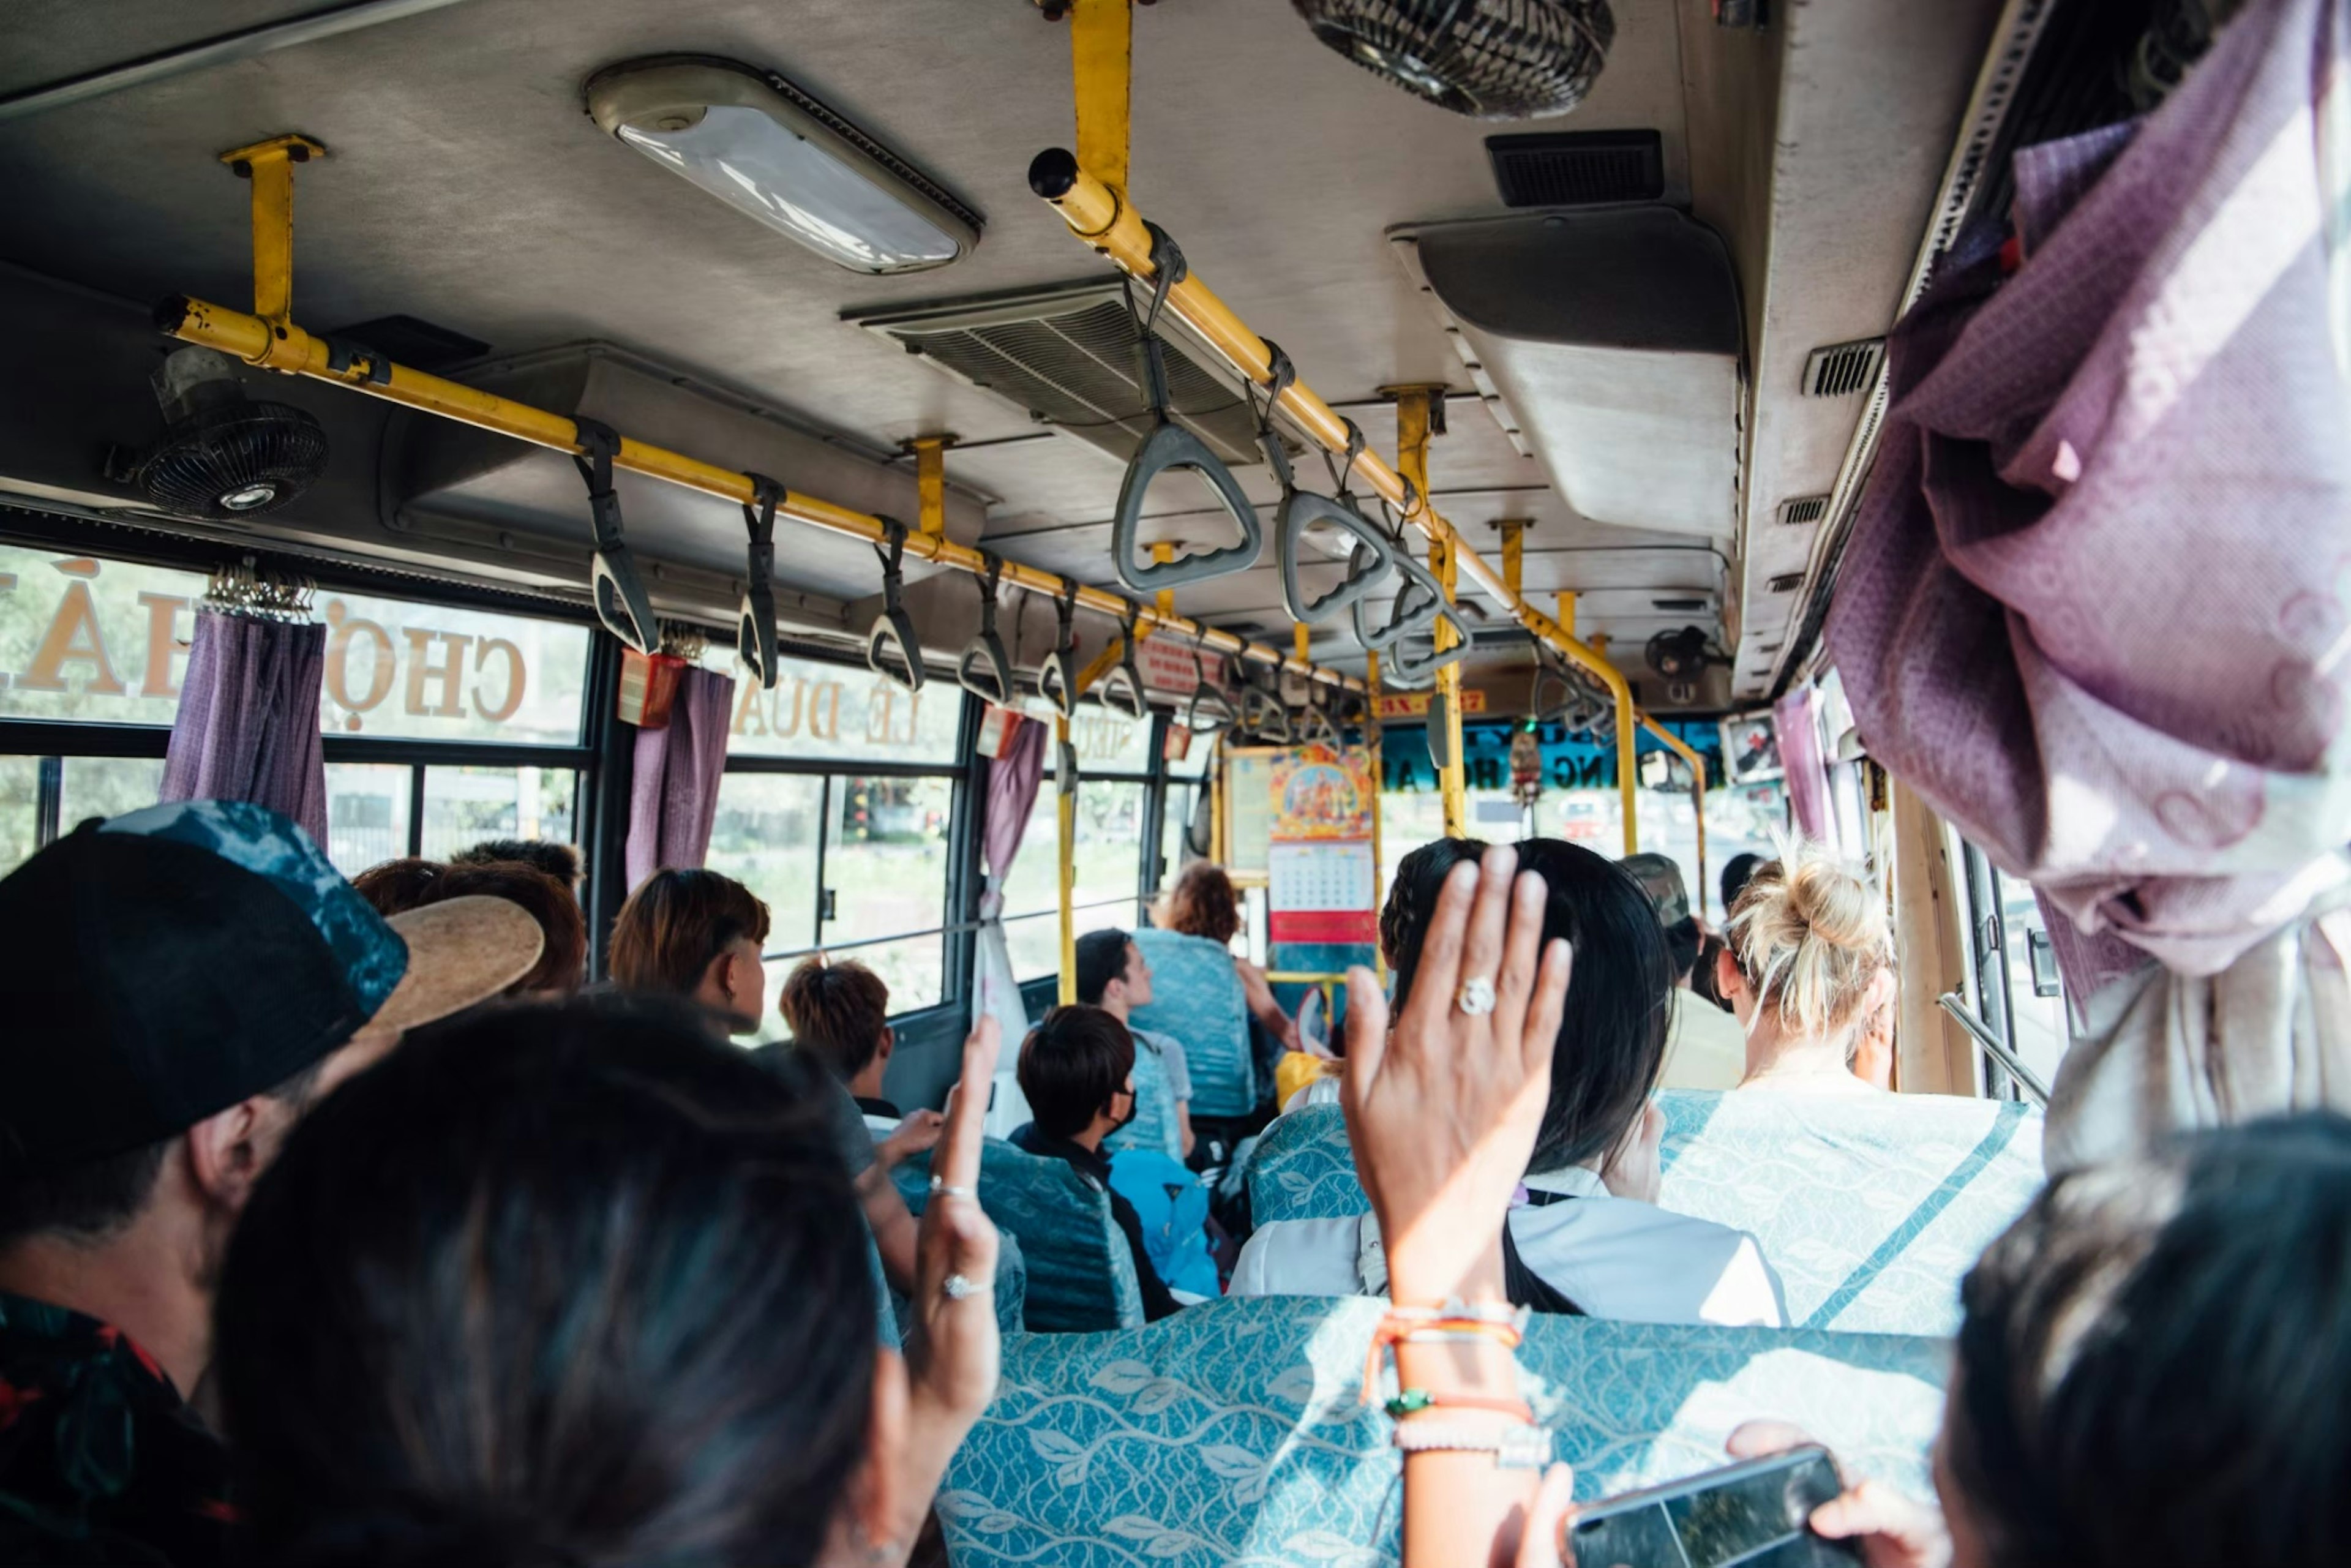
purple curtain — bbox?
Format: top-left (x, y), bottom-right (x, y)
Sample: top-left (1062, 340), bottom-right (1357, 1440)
top-left (1774, 688), bottom-right (1833, 847)
top-left (978, 716), bottom-right (1050, 918)
top-left (159, 610), bottom-right (328, 846)
top-left (624, 665), bottom-right (735, 889)
top-left (1823, 0), bottom-right (2351, 983)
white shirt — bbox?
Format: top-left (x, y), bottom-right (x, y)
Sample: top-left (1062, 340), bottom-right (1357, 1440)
top-left (1232, 1166), bottom-right (1788, 1327)
top-left (1661, 988), bottom-right (1750, 1091)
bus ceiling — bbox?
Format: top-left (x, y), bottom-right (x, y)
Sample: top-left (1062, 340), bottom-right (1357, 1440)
top-left (0, 0), bottom-right (2025, 717)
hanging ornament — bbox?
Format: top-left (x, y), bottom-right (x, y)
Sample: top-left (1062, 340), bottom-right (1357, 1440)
top-left (1510, 723), bottom-right (1544, 809)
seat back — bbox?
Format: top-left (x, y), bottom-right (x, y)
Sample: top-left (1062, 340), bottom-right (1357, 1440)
top-left (1130, 928), bottom-right (1254, 1117)
top-left (1103, 1025), bottom-right (1182, 1163)
top-left (897, 1138), bottom-right (1145, 1332)
top-left (939, 1295), bottom-right (1948, 1567)
top-left (886, 1228), bottom-right (1029, 1341)
top-left (1244, 1092), bottom-right (2045, 1335)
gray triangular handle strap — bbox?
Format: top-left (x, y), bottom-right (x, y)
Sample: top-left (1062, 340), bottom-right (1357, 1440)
top-left (956, 552), bottom-right (1016, 705)
top-left (1098, 604), bottom-right (1149, 721)
top-left (738, 473), bottom-right (783, 691)
top-left (1239, 685), bottom-right (1292, 745)
top-left (865, 517), bottom-right (924, 693)
top-left (572, 416), bottom-right (656, 656)
top-left (1382, 598), bottom-right (1472, 690)
top-left (1184, 630), bottom-right (1237, 732)
top-left (1352, 540), bottom-right (1447, 655)
top-left (1258, 351), bottom-right (1394, 625)
top-left (1035, 577), bottom-right (1083, 719)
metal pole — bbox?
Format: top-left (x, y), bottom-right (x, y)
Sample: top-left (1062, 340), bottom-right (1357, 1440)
top-left (1395, 388), bottom-right (1466, 840)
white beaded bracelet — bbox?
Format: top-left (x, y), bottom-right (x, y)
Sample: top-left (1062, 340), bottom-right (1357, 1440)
top-left (1391, 1420), bottom-right (1553, 1471)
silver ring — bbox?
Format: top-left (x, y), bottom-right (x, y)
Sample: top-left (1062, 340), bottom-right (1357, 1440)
top-left (929, 1177), bottom-right (977, 1199)
top-left (1457, 975), bottom-right (1497, 1016)
top-left (942, 1272), bottom-right (992, 1300)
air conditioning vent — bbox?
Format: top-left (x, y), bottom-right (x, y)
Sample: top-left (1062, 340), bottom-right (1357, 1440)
top-left (1651, 596), bottom-right (1708, 612)
top-left (1777, 494), bottom-right (1829, 526)
top-left (849, 280), bottom-right (1262, 467)
top-left (1802, 337), bottom-right (1885, 397)
top-left (1486, 130), bottom-right (1663, 208)
top-left (1767, 571), bottom-right (1804, 593)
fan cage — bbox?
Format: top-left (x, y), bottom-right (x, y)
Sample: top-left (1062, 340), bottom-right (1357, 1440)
top-left (1291, 0), bottom-right (1614, 121)
top-left (137, 403), bottom-right (330, 520)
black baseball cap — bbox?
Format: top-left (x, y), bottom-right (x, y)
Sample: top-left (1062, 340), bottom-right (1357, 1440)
top-left (0, 800), bottom-right (537, 1176)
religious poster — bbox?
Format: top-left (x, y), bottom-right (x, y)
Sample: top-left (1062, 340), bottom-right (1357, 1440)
top-left (1265, 743), bottom-right (1378, 945)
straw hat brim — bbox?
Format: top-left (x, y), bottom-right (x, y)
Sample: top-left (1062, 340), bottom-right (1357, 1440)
top-left (370, 895), bottom-right (546, 1035)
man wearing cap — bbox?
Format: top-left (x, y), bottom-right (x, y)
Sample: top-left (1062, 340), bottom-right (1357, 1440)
top-left (1622, 852), bottom-right (1750, 1092)
top-left (0, 801), bottom-right (542, 1566)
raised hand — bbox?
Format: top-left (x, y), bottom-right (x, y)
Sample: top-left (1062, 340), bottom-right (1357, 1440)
top-left (1343, 843), bottom-right (1572, 1307)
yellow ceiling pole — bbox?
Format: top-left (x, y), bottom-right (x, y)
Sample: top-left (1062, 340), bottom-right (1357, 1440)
top-left (1394, 386), bottom-right (1466, 841)
top-left (1499, 519), bottom-right (1524, 596)
top-left (1070, 0), bottom-right (1132, 200)
top-left (220, 133), bottom-right (321, 328)
top-left (1639, 715), bottom-right (1707, 916)
top-left (1027, 155), bottom-right (1651, 768)
top-left (905, 433), bottom-right (954, 538)
top-left (157, 149), bottom-right (1363, 696)
top-left (1557, 590), bottom-right (1576, 639)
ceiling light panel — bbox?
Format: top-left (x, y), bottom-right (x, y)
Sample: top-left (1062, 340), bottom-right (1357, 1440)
top-left (586, 56), bottom-right (981, 275)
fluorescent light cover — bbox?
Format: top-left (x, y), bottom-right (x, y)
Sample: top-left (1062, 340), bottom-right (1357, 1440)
top-left (618, 108), bottom-right (958, 273)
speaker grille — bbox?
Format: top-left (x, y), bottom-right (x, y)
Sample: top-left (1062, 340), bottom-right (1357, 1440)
top-left (1487, 130), bottom-right (1663, 206)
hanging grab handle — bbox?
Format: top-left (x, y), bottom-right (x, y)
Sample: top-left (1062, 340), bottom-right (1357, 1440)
top-left (1109, 223), bottom-right (1264, 595)
top-left (1258, 351), bottom-right (1395, 625)
top-left (865, 517), bottom-right (924, 693)
top-left (572, 416), bottom-right (657, 656)
top-left (1035, 577), bottom-right (1085, 719)
top-left (956, 552), bottom-right (1016, 706)
top-left (1381, 596), bottom-right (1472, 689)
top-left (1183, 628), bottom-right (1237, 733)
top-left (1239, 682), bottom-right (1292, 745)
top-left (1098, 603), bottom-right (1149, 722)
top-left (737, 473), bottom-right (784, 691)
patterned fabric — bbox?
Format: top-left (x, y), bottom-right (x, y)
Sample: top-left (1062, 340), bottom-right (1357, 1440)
top-left (1245, 1092), bottom-right (2045, 1336)
top-left (1104, 1027), bottom-right (1182, 1161)
top-left (939, 1295), bottom-right (1949, 1567)
top-left (888, 1229), bottom-right (1030, 1340)
top-left (159, 610), bottom-right (328, 849)
top-left (896, 1139), bottom-right (1144, 1332)
top-left (1130, 929), bottom-right (1254, 1117)
top-left (1822, 0), bottom-right (2351, 982)
top-left (624, 664), bottom-right (735, 888)
top-left (0, 1291), bottom-right (234, 1567)
top-left (99, 800), bottom-right (405, 1016)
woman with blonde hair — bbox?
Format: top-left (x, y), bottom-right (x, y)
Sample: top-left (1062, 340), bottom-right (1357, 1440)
top-left (1714, 842), bottom-right (1899, 1095)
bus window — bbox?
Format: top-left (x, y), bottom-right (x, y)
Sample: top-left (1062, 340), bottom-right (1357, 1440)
top-left (0, 756), bottom-right (37, 874)
top-left (817, 773), bottom-right (956, 1011)
top-left (57, 756), bottom-right (165, 835)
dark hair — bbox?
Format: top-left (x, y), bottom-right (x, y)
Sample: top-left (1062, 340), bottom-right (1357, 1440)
top-left (1018, 1005), bottom-right (1136, 1142)
top-left (1719, 852), bottom-right (1763, 919)
top-left (1161, 863), bottom-right (1240, 946)
top-left (216, 998), bottom-right (875, 1568)
top-left (609, 869), bottom-right (771, 997)
top-left (1663, 917), bottom-right (1702, 983)
top-left (1073, 928), bottom-right (1135, 1008)
top-left (1389, 838), bottom-right (1670, 1172)
top-left (453, 839), bottom-right (582, 889)
top-left (1949, 1114), bottom-right (2351, 1568)
top-left (779, 957), bottom-right (891, 1082)
top-left (355, 858), bottom-right (587, 997)
top-left (0, 1049), bottom-right (329, 1250)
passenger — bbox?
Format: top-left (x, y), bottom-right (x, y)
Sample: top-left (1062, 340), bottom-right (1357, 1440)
top-left (451, 835), bottom-right (582, 890)
top-left (1234, 837), bottom-right (1786, 1326)
top-left (1715, 845), bottom-right (1896, 1096)
top-left (1074, 926), bottom-right (1195, 1160)
top-left (609, 868), bottom-right (928, 1297)
top-left (351, 856), bottom-right (588, 996)
top-left (1691, 850), bottom-right (1765, 1011)
top-left (1720, 850), bottom-right (1764, 915)
top-left (0, 803), bottom-right (541, 1568)
top-left (213, 998), bottom-right (1008, 1568)
top-left (1157, 861), bottom-right (1302, 1054)
top-left (778, 954), bottom-right (948, 1172)
top-left (1622, 852), bottom-right (1749, 1091)
top-left (1008, 1005), bottom-right (1185, 1322)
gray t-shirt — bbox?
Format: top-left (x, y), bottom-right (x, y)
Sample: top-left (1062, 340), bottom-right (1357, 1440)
top-left (749, 1040), bottom-right (876, 1177)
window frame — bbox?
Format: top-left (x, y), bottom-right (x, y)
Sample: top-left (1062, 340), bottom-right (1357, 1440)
top-left (713, 647), bottom-right (978, 1029)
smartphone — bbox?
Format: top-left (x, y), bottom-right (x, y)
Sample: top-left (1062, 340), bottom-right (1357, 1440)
top-left (1567, 1447), bottom-right (1858, 1568)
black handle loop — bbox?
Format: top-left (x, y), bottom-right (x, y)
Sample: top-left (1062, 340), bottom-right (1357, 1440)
top-left (1320, 418), bottom-right (1368, 502)
top-left (1183, 625), bottom-right (1237, 732)
top-left (956, 551), bottom-right (1014, 706)
top-left (866, 516), bottom-right (923, 693)
top-left (1036, 576), bottom-right (1085, 719)
top-left (1098, 601), bottom-right (1149, 722)
top-left (737, 472), bottom-right (784, 690)
top-left (571, 416), bottom-right (656, 656)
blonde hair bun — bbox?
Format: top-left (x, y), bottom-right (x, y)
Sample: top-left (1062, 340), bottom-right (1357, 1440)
top-left (1725, 841), bottom-right (1893, 1042)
